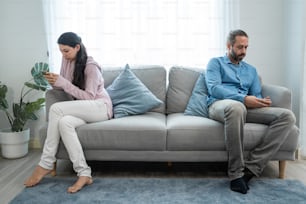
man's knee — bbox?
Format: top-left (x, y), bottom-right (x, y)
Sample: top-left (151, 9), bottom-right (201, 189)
top-left (224, 100), bottom-right (247, 118)
top-left (280, 109), bottom-right (296, 126)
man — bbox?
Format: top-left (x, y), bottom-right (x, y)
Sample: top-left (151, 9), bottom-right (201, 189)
top-left (205, 29), bottom-right (296, 194)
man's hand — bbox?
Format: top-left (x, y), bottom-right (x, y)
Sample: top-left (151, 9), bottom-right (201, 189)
top-left (43, 72), bottom-right (59, 86)
top-left (244, 96), bottom-right (272, 108)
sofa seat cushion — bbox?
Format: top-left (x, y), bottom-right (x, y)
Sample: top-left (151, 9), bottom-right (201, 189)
top-left (166, 113), bottom-right (288, 151)
top-left (76, 112), bottom-right (167, 151)
top-left (167, 113), bottom-right (225, 151)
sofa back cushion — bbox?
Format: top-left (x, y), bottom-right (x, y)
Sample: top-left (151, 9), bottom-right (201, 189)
top-left (166, 66), bottom-right (204, 114)
top-left (103, 65), bottom-right (167, 114)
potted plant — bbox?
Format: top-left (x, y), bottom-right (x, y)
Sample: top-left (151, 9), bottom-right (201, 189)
top-left (0, 62), bottom-right (49, 159)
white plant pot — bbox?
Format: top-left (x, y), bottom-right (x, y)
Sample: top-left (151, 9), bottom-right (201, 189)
top-left (0, 128), bottom-right (30, 159)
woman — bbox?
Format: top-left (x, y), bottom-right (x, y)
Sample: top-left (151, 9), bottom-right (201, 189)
top-left (24, 32), bottom-right (113, 193)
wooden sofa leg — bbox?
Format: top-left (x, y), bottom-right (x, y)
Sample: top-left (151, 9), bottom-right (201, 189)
top-left (50, 161), bottom-right (57, 177)
top-left (279, 160), bottom-right (286, 179)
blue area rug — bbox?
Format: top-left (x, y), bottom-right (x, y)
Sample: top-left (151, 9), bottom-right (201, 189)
top-left (10, 177), bottom-right (306, 204)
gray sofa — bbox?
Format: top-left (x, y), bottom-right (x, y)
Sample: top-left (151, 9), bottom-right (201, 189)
top-left (39, 65), bottom-right (300, 178)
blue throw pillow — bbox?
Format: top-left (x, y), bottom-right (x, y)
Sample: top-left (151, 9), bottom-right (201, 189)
top-left (184, 72), bottom-right (208, 117)
top-left (106, 64), bottom-right (163, 118)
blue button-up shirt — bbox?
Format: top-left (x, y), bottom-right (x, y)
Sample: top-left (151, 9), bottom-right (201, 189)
top-left (205, 55), bottom-right (262, 106)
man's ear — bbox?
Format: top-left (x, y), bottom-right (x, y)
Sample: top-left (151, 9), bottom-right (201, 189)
top-left (226, 42), bottom-right (231, 50)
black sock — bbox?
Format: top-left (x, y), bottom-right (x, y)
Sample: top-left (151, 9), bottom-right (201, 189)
top-left (243, 168), bottom-right (255, 184)
top-left (230, 177), bottom-right (248, 194)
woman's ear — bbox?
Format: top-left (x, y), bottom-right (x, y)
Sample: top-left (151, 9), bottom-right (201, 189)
top-left (75, 44), bottom-right (81, 51)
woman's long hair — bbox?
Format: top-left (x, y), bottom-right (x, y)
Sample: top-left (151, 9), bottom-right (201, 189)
top-left (57, 32), bottom-right (88, 90)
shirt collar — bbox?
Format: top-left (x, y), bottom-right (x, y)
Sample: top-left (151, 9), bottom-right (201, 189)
top-left (224, 54), bottom-right (243, 67)
top-left (224, 55), bottom-right (232, 64)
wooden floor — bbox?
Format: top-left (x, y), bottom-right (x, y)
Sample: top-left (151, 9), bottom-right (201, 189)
top-left (1, 149), bottom-right (306, 204)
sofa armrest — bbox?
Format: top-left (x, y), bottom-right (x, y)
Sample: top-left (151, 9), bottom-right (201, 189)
top-left (45, 89), bottom-right (73, 121)
top-left (261, 84), bottom-right (292, 110)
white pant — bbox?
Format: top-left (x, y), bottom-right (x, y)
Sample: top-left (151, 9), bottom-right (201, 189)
top-left (39, 99), bottom-right (109, 177)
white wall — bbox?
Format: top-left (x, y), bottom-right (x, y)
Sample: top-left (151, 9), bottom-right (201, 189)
top-left (282, 0), bottom-right (305, 128)
top-left (0, 0), bottom-right (48, 147)
top-left (240, 0), bottom-right (285, 85)
top-left (240, 0), bottom-right (305, 126)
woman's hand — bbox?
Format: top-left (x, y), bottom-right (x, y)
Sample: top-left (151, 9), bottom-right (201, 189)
top-left (43, 72), bottom-right (59, 85)
top-left (244, 96), bottom-right (272, 108)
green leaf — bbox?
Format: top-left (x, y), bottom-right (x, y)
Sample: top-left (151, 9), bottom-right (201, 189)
top-left (0, 83), bottom-right (9, 110)
top-left (24, 98), bottom-right (45, 113)
top-left (31, 62), bottom-right (50, 87)
top-left (0, 98), bottom-right (9, 110)
top-left (12, 118), bottom-right (25, 132)
top-left (0, 83), bottom-right (8, 98)
top-left (31, 62), bottom-right (49, 76)
top-left (1, 63), bottom-right (48, 132)
top-left (12, 103), bottom-right (26, 120)
top-left (24, 82), bottom-right (41, 90)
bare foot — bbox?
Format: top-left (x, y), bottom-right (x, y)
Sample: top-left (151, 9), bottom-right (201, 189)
top-left (67, 176), bottom-right (93, 193)
top-left (24, 165), bottom-right (52, 187)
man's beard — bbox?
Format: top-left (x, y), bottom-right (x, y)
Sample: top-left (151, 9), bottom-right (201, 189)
top-left (230, 50), bottom-right (245, 62)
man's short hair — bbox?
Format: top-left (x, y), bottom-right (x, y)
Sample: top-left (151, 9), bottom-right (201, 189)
top-left (227, 29), bottom-right (248, 45)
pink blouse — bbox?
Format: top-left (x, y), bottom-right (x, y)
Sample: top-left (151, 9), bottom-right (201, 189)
top-left (53, 56), bottom-right (113, 119)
